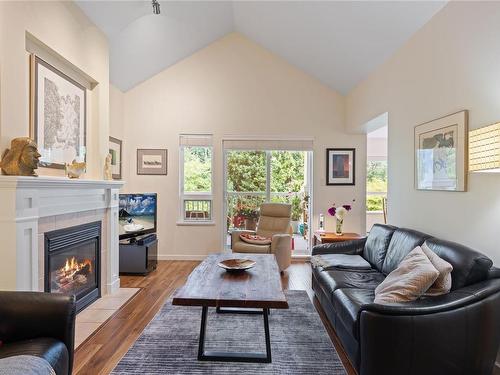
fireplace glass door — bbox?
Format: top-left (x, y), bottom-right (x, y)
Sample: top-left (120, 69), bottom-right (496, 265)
top-left (48, 240), bottom-right (98, 299)
top-left (45, 221), bottom-right (101, 312)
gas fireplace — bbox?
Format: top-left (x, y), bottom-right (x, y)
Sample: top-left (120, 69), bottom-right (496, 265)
top-left (45, 221), bottom-right (101, 312)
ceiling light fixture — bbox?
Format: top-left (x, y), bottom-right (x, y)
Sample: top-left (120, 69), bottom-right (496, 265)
top-left (152, 0), bottom-right (160, 15)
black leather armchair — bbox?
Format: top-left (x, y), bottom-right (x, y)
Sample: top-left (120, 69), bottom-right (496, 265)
top-left (312, 224), bottom-right (500, 375)
top-left (0, 292), bottom-right (76, 375)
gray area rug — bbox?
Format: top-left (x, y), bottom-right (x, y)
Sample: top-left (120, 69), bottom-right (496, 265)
top-left (112, 290), bottom-right (347, 374)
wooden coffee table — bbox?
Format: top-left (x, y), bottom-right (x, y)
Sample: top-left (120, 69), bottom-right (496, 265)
top-left (172, 253), bottom-right (288, 363)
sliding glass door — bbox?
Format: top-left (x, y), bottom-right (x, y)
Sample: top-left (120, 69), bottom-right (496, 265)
top-left (224, 148), bottom-right (312, 254)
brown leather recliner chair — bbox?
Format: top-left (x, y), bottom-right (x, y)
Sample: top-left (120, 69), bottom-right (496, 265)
top-left (231, 203), bottom-right (292, 271)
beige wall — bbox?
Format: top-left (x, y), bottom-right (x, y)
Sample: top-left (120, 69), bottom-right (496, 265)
top-left (367, 137), bottom-right (387, 160)
top-left (110, 85), bottom-right (124, 141)
top-left (109, 84), bottom-right (127, 181)
top-left (346, 2), bottom-right (500, 265)
top-left (0, 1), bottom-right (109, 178)
top-left (122, 33), bottom-right (365, 258)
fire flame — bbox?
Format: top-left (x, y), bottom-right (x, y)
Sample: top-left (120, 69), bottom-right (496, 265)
top-left (62, 257), bottom-right (92, 273)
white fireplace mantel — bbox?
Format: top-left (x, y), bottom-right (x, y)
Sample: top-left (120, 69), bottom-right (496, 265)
top-left (0, 176), bottom-right (124, 292)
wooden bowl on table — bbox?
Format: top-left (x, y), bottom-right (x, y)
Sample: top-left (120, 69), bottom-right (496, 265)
top-left (217, 258), bottom-right (256, 273)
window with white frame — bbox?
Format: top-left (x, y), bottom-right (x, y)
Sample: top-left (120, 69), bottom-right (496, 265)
top-left (179, 134), bottom-right (214, 223)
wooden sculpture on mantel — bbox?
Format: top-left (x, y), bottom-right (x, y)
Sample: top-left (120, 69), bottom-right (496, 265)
top-left (104, 153), bottom-right (113, 180)
top-left (0, 137), bottom-right (41, 176)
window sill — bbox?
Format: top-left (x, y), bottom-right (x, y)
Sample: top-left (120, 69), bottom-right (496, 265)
top-left (176, 220), bottom-right (216, 226)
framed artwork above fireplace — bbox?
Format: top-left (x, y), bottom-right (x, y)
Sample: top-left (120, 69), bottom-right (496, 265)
top-left (30, 54), bottom-right (87, 169)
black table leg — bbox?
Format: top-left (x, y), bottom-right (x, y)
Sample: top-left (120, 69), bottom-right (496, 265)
top-left (197, 306), bottom-right (272, 363)
top-left (216, 306), bottom-right (270, 315)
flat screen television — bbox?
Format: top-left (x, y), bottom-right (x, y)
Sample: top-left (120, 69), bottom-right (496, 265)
top-left (119, 193), bottom-right (157, 240)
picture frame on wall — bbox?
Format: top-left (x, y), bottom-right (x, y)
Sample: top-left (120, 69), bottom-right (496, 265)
top-left (326, 148), bottom-right (355, 185)
top-left (414, 110), bottom-right (468, 192)
top-left (137, 149), bottom-right (168, 175)
top-left (30, 54), bottom-right (87, 169)
top-left (109, 136), bottom-right (122, 180)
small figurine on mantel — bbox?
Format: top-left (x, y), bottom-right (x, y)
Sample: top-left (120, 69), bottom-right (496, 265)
top-left (65, 160), bottom-right (86, 179)
top-left (0, 137), bottom-right (41, 176)
top-left (104, 153), bottom-right (113, 180)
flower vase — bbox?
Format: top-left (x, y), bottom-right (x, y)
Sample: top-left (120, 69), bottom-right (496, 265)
top-left (335, 218), bottom-right (344, 236)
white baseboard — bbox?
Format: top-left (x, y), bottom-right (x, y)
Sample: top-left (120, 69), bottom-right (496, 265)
top-left (157, 254), bottom-right (207, 261)
top-left (292, 254), bottom-right (311, 262)
top-left (158, 254), bottom-right (312, 262)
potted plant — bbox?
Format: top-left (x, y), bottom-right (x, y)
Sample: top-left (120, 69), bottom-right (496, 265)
top-left (290, 195), bottom-right (302, 234)
top-left (240, 207), bottom-right (259, 231)
top-left (300, 194), bottom-right (310, 238)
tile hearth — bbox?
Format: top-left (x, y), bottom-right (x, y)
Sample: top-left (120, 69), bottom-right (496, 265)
top-left (75, 287), bottom-right (139, 348)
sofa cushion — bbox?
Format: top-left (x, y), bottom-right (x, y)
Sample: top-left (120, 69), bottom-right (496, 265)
top-left (331, 288), bottom-right (375, 339)
top-left (0, 355), bottom-right (56, 375)
top-left (363, 224), bottom-right (397, 272)
top-left (311, 254), bottom-right (372, 271)
top-left (313, 268), bottom-right (385, 298)
top-left (0, 338), bottom-right (68, 375)
top-left (421, 242), bottom-right (453, 296)
top-left (381, 228), bottom-right (431, 275)
top-left (375, 247), bottom-right (440, 304)
top-left (256, 203), bottom-right (291, 238)
top-left (232, 241), bottom-right (271, 254)
top-left (424, 238), bottom-right (493, 290)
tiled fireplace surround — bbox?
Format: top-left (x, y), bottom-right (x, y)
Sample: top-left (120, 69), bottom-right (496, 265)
top-left (0, 176), bottom-right (124, 297)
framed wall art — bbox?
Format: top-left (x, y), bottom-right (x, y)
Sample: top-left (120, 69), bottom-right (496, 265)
top-left (137, 149), bottom-right (168, 175)
top-left (326, 148), bottom-right (355, 185)
top-left (109, 136), bottom-right (122, 179)
top-left (415, 110), bottom-right (468, 192)
top-left (30, 54), bottom-right (86, 169)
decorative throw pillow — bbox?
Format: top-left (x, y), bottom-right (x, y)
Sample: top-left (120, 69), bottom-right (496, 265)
top-left (240, 233), bottom-right (272, 245)
top-left (374, 246), bottom-right (440, 304)
top-left (421, 242), bottom-right (453, 296)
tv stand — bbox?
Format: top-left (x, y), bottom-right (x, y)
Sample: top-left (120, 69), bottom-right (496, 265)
top-left (125, 233), bottom-right (157, 246)
top-left (119, 234), bottom-right (158, 275)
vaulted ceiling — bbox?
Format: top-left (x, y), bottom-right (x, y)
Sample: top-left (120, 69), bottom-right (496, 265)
top-left (76, 1), bottom-right (446, 93)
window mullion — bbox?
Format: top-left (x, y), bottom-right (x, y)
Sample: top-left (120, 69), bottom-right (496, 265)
top-left (266, 151), bottom-right (271, 202)
top-left (179, 146), bottom-right (185, 220)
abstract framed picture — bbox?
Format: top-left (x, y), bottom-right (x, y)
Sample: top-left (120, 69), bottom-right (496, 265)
top-left (137, 149), bottom-right (167, 175)
top-left (109, 136), bottom-right (122, 180)
top-left (30, 54), bottom-right (86, 169)
top-left (326, 148), bottom-right (355, 185)
top-left (415, 110), bottom-right (468, 192)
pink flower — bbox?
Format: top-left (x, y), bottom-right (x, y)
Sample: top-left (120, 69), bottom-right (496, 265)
top-left (343, 205), bottom-right (352, 211)
top-left (327, 207), bottom-right (336, 216)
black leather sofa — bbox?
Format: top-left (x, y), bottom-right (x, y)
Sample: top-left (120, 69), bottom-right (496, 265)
top-left (0, 292), bottom-right (76, 375)
top-left (312, 224), bottom-right (500, 375)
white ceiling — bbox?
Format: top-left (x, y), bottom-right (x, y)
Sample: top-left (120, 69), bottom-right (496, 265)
top-left (76, 1), bottom-right (446, 93)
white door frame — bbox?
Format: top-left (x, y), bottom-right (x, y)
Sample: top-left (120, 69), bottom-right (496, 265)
top-left (221, 146), bottom-right (313, 253)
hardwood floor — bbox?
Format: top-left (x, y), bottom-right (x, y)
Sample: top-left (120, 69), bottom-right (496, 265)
top-left (74, 260), bottom-right (356, 375)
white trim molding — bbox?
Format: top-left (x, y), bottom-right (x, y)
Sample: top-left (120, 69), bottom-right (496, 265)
top-left (0, 176), bottom-right (124, 293)
top-left (157, 254), bottom-right (208, 261)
